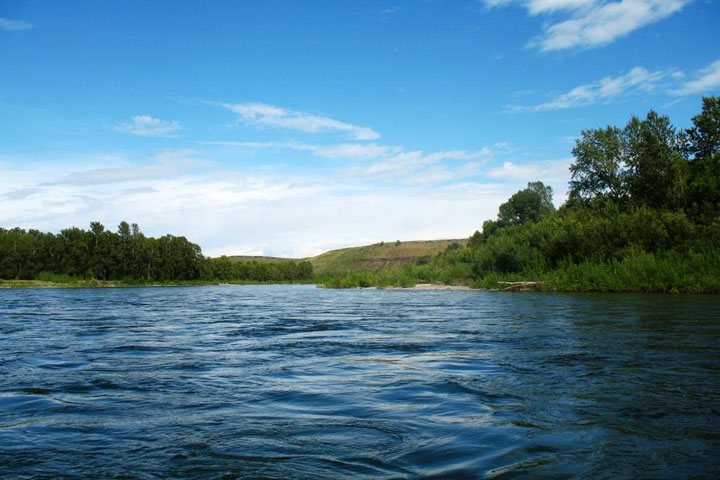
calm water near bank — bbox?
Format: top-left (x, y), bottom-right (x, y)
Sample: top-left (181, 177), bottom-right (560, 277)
top-left (1, 285), bottom-right (719, 478)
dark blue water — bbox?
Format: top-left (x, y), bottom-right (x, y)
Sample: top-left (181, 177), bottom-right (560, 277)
top-left (1, 285), bottom-right (719, 479)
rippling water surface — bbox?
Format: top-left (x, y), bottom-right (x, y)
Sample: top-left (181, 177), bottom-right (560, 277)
top-left (1, 285), bottom-right (719, 478)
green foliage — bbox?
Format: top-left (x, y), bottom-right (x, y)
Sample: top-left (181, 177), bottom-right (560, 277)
top-left (684, 96), bottom-right (720, 160)
top-left (570, 109), bottom-right (689, 210)
top-left (624, 111), bottom-right (685, 209)
top-left (570, 125), bottom-right (626, 202)
top-left (0, 222), bottom-right (312, 283)
top-left (497, 181), bottom-right (555, 226)
top-left (207, 256), bottom-right (313, 282)
top-left (320, 269), bottom-right (416, 288)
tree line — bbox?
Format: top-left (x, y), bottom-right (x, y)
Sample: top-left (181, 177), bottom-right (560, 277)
top-left (450, 96), bottom-right (720, 291)
top-left (0, 221), bottom-right (312, 283)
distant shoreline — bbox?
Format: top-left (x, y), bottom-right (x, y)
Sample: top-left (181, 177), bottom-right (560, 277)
top-left (2, 279), bottom-right (715, 294)
top-left (0, 279), bottom-right (315, 289)
top-left (0, 279), bottom-right (480, 291)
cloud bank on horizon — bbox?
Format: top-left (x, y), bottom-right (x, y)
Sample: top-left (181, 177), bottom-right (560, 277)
top-left (0, 1), bottom-right (717, 257)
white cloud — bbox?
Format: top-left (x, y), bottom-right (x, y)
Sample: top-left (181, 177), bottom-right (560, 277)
top-left (115, 115), bottom-right (181, 137)
top-left (222, 102), bottom-right (380, 140)
top-left (670, 59), bottom-right (720, 96)
top-left (343, 148), bottom-right (494, 184)
top-left (44, 149), bottom-right (198, 186)
top-left (486, 158), bottom-right (573, 182)
top-left (538, 0), bottom-right (688, 51)
top-left (0, 18), bottom-right (32, 31)
top-left (0, 157), bottom-right (518, 258)
top-left (526, 0), bottom-right (597, 14)
top-left (203, 140), bottom-right (495, 184)
top-left (201, 140), bottom-right (399, 159)
top-left (507, 59), bottom-right (720, 112)
top-left (485, 158), bottom-right (573, 205)
top-left (486, 0), bottom-right (690, 51)
top-left (312, 143), bottom-right (399, 159)
top-left (505, 66), bottom-right (676, 112)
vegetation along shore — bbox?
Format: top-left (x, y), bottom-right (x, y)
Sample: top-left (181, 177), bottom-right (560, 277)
top-left (2, 97), bottom-right (719, 293)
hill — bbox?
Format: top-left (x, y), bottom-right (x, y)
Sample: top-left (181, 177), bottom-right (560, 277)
top-left (225, 255), bottom-right (298, 264)
top-left (226, 239), bottom-right (467, 275)
top-left (309, 239), bottom-right (466, 274)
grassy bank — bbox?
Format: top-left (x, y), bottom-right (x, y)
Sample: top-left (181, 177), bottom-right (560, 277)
top-left (320, 248), bottom-right (720, 294)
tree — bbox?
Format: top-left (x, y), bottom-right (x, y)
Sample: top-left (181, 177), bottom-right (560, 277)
top-left (569, 126), bottom-right (626, 203)
top-left (569, 111), bottom-right (686, 210)
top-left (685, 96), bottom-right (720, 161)
top-left (90, 221), bottom-right (105, 235)
top-left (497, 181), bottom-right (555, 226)
top-left (468, 230), bottom-right (483, 249)
top-left (624, 111), bottom-right (685, 210)
top-left (117, 221), bottom-right (131, 239)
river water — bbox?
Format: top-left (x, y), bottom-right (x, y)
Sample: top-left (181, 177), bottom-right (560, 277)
top-left (1, 285), bottom-right (718, 478)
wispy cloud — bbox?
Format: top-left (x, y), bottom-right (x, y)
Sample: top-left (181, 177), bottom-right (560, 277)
top-left (222, 102), bottom-right (380, 140)
top-left (670, 59), bottom-right (720, 96)
top-left (115, 115), bottom-right (181, 137)
top-left (44, 149), bottom-right (198, 186)
top-left (0, 17), bottom-right (33, 31)
top-left (343, 148), bottom-right (494, 185)
top-left (486, 0), bottom-right (690, 51)
top-left (201, 140), bottom-right (400, 159)
top-left (506, 59), bottom-right (720, 112)
top-left (204, 139), bottom-right (495, 185)
top-left (505, 66), bottom-right (677, 112)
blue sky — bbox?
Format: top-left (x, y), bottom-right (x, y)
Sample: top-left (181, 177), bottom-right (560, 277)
top-left (1, 0), bottom-right (718, 257)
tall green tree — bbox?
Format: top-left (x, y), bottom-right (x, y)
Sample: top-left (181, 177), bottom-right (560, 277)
top-left (497, 181), bottom-right (555, 226)
top-left (683, 97), bottom-right (720, 220)
top-left (685, 96), bottom-right (720, 160)
top-left (569, 126), bottom-right (626, 203)
top-left (624, 110), bottom-right (685, 210)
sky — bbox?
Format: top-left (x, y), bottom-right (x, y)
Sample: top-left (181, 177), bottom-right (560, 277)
top-left (1, 0), bottom-right (719, 257)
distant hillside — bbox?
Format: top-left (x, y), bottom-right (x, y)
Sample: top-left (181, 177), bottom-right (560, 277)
top-left (226, 239), bottom-right (467, 275)
top-left (309, 239), bottom-right (466, 274)
top-left (226, 255), bottom-right (299, 264)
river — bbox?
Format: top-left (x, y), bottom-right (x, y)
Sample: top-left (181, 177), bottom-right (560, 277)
top-left (1, 285), bottom-right (718, 478)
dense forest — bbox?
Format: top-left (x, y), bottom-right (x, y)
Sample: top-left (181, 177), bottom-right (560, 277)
top-left (326, 97), bottom-right (720, 292)
top-left (0, 221), bottom-right (312, 284)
